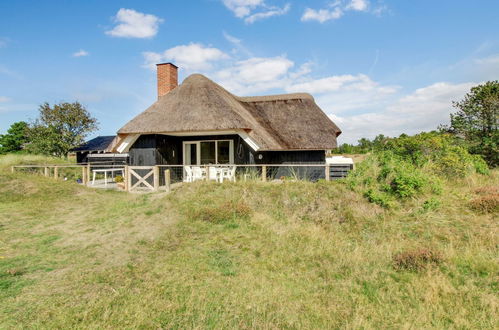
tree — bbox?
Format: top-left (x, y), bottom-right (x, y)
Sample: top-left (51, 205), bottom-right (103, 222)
top-left (447, 81), bottom-right (498, 167)
top-left (27, 102), bottom-right (98, 157)
top-left (0, 121), bottom-right (30, 154)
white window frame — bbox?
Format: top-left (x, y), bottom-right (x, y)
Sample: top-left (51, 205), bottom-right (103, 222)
top-left (182, 139), bottom-right (234, 165)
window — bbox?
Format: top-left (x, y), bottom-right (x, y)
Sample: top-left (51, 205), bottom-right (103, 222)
top-left (183, 140), bottom-right (233, 165)
top-left (200, 141), bottom-right (216, 164)
top-left (217, 141), bottom-right (230, 164)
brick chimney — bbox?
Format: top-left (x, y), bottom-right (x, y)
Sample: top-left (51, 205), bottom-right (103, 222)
top-left (156, 63), bottom-right (178, 98)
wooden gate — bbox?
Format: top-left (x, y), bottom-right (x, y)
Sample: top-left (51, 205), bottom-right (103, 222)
top-left (127, 166), bottom-right (159, 192)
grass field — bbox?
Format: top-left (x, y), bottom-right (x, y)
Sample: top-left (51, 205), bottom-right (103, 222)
top-left (0, 154), bottom-right (497, 328)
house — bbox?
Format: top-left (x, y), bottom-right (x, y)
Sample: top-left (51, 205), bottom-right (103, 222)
top-left (73, 135), bottom-right (127, 165)
top-left (114, 63), bottom-right (341, 172)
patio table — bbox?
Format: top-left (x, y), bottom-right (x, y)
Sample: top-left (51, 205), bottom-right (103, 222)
top-left (91, 168), bottom-right (124, 187)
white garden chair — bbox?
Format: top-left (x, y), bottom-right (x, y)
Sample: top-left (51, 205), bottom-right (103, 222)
top-left (220, 166), bottom-right (236, 182)
top-left (192, 166), bottom-right (205, 181)
top-left (208, 166), bottom-right (220, 182)
top-left (184, 166), bottom-right (194, 182)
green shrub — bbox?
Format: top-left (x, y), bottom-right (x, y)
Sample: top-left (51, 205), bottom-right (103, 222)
top-left (364, 189), bottom-right (392, 208)
top-left (390, 173), bottom-right (425, 198)
top-left (345, 132), bottom-right (489, 207)
top-left (422, 198), bottom-right (440, 212)
top-left (471, 155), bottom-right (490, 175)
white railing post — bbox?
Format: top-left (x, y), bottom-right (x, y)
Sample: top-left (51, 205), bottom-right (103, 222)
top-left (325, 164), bottom-right (330, 181)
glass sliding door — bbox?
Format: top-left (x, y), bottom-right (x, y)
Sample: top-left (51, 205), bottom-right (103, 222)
top-left (200, 141), bottom-right (216, 164)
top-left (184, 142), bottom-right (198, 165)
top-left (183, 140), bottom-right (234, 165)
top-left (217, 140), bottom-right (231, 164)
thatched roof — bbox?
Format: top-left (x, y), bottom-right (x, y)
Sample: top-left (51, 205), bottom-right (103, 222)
top-left (118, 74), bottom-right (341, 150)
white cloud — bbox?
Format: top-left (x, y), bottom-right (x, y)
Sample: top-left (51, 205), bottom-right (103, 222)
top-left (223, 0), bottom-right (264, 18)
top-left (346, 0), bottom-right (369, 11)
top-left (222, 0), bottom-right (290, 23)
top-left (215, 56), bottom-right (294, 94)
top-left (245, 3), bottom-right (290, 23)
top-left (223, 31), bottom-right (242, 45)
top-left (143, 43), bottom-right (230, 71)
top-left (301, 7), bottom-right (343, 23)
top-left (286, 74), bottom-right (396, 94)
top-left (0, 96), bottom-right (10, 102)
top-left (223, 31), bottom-right (253, 57)
top-left (287, 73), bottom-right (399, 115)
top-left (333, 82), bottom-right (475, 143)
top-left (302, 0), bottom-right (383, 23)
top-left (72, 49), bottom-right (89, 57)
top-left (106, 8), bottom-right (163, 38)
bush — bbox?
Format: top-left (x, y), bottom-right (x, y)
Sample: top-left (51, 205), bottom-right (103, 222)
top-left (390, 171), bottom-right (426, 198)
top-left (471, 155), bottom-right (490, 175)
top-left (393, 248), bottom-right (443, 271)
top-left (364, 189), bottom-right (392, 208)
top-left (345, 132), bottom-right (489, 207)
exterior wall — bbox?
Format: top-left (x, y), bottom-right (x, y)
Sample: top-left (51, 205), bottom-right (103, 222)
top-left (253, 150), bottom-right (325, 164)
top-left (127, 134), bottom-right (326, 166)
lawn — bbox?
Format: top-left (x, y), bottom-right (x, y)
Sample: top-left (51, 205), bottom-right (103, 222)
top-left (0, 154), bottom-right (497, 328)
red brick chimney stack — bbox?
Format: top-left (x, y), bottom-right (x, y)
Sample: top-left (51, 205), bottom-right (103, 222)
top-left (156, 63), bottom-right (178, 99)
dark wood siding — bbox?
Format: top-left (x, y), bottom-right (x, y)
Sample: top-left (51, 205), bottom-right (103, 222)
top-left (128, 134), bottom-right (326, 166)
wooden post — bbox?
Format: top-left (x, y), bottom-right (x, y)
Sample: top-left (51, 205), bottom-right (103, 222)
top-left (127, 166), bottom-right (132, 192)
top-left (44, 167), bottom-right (49, 177)
top-left (325, 164), bottom-right (330, 181)
top-left (82, 166), bottom-right (87, 185)
top-left (164, 169), bottom-right (171, 192)
top-left (54, 166), bottom-right (59, 179)
top-left (123, 166), bottom-right (129, 192)
top-left (153, 166), bottom-right (159, 191)
top-left (262, 166), bottom-right (267, 182)
top-left (86, 164), bottom-right (91, 184)
top-left (206, 165), bottom-right (210, 181)
top-left (11, 166), bottom-right (14, 173)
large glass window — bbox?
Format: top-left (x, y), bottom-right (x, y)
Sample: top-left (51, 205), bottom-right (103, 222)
top-left (200, 141), bottom-right (216, 164)
top-left (183, 140), bottom-right (233, 165)
top-left (217, 141), bottom-right (230, 164)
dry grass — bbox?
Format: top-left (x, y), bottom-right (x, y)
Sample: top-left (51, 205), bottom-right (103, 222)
top-left (393, 248), bottom-right (443, 271)
top-left (0, 154), bottom-right (498, 329)
top-left (470, 186), bottom-right (499, 214)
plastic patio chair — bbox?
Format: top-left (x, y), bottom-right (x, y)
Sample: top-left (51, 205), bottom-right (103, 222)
top-left (184, 166), bottom-right (194, 182)
top-left (220, 166), bottom-right (236, 182)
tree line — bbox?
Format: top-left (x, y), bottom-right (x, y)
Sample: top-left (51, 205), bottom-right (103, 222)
top-left (332, 80), bottom-right (498, 167)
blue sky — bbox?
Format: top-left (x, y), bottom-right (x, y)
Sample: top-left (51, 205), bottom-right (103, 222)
top-left (1, 0), bottom-right (498, 143)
